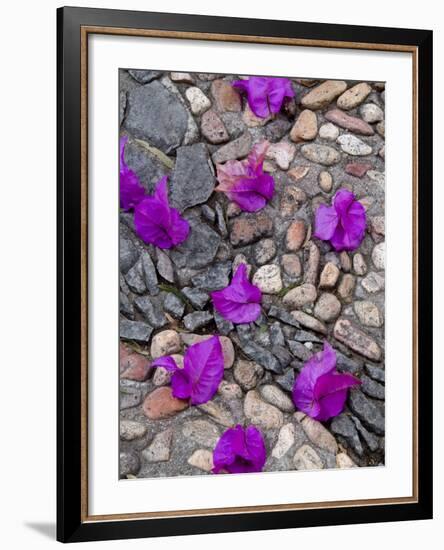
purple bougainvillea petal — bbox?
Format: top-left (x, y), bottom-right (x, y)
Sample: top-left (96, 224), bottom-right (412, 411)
top-left (229, 175), bottom-right (275, 212)
top-left (182, 336), bottom-right (224, 405)
top-left (215, 141), bottom-right (275, 212)
top-left (170, 369), bottom-right (193, 400)
top-left (211, 264), bottom-right (262, 324)
top-left (232, 77), bottom-right (294, 118)
top-left (292, 342), bottom-right (360, 421)
top-left (314, 189), bottom-right (366, 252)
top-left (212, 424), bottom-right (266, 474)
top-left (134, 176), bottom-right (190, 249)
top-left (119, 136), bottom-right (146, 211)
top-left (313, 204), bottom-right (339, 241)
top-left (151, 355), bottom-right (179, 372)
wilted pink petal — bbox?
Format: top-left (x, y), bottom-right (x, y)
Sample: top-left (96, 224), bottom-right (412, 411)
top-left (134, 176), bottom-right (190, 249)
top-left (314, 189), bottom-right (366, 252)
top-left (120, 136), bottom-right (146, 210)
top-left (232, 77), bottom-right (295, 118)
top-left (292, 342), bottom-right (361, 421)
top-left (215, 141), bottom-right (275, 212)
top-left (211, 264), bottom-right (262, 324)
top-left (152, 335), bottom-right (224, 405)
top-left (213, 424), bottom-right (266, 474)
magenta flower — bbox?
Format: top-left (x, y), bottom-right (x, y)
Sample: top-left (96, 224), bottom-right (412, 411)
top-left (120, 136), bottom-right (146, 211)
top-left (215, 141), bottom-right (274, 212)
top-left (211, 264), bottom-right (262, 324)
top-left (232, 77), bottom-right (295, 118)
top-left (134, 176), bottom-right (190, 249)
top-left (314, 189), bottom-right (366, 252)
top-left (212, 424), bottom-right (266, 474)
top-left (292, 342), bottom-right (361, 422)
top-left (152, 335), bottom-right (224, 405)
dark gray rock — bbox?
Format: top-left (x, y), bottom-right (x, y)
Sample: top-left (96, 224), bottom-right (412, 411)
top-left (348, 389), bottom-right (385, 435)
top-left (214, 311), bottom-right (234, 335)
top-left (191, 262), bottom-right (231, 291)
top-left (275, 368), bottom-right (295, 393)
top-left (120, 236), bottom-right (139, 274)
top-left (134, 296), bottom-right (167, 329)
top-left (271, 345), bottom-right (293, 368)
top-left (330, 413), bottom-right (364, 456)
top-left (120, 451), bottom-right (141, 477)
top-left (162, 292), bottom-right (185, 319)
top-left (201, 204), bottom-right (216, 223)
top-left (237, 340), bottom-right (283, 374)
top-left (125, 260), bottom-right (146, 294)
top-left (287, 340), bottom-right (312, 361)
top-left (141, 251), bottom-right (159, 295)
top-left (170, 144), bottom-right (215, 211)
top-left (336, 350), bottom-right (362, 374)
top-left (155, 249), bottom-right (175, 283)
top-left (123, 138), bottom-right (170, 194)
top-left (212, 132), bottom-right (252, 164)
top-left (365, 364), bottom-right (385, 383)
top-left (270, 322), bottom-right (286, 346)
top-left (128, 69), bottom-right (162, 84)
top-left (182, 287), bottom-right (209, 309)
top-left (352, 416), bottom-right (379, 452)
top-left (292, 329), bottom-right (323, 343)
top-left (361, 374), bottom-right (385, 400)
top-left (124, 80), bottom-right (188, 154)
top-left (265, 118), bottom-right (292, 142)
top-left (183, 311), bottom-right (213, 331)
top-left (268, 306), bottom-right (300, 328)
top-left (119, 91), bottom-right (127, 124)
top-left (120, 319), bottom-right (153, 342)
top-left (120, 292), bottom-right (134, 319)
top-left (170, 218), bottom-right (221, 269)
top-left (215, 203), bottom-right (228, 237)
top-left (120, 381), bottom-right (143, 410)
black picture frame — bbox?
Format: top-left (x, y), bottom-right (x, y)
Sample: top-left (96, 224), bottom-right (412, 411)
top-left (57, 6), bottom-right (433, 543)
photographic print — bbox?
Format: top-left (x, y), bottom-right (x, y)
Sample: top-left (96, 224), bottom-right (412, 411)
top-left (119, 69), bottom-right (386, 479)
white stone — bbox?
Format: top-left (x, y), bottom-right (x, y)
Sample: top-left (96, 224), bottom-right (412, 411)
top-left (372, 242), bottom-right (385, 270)
top-left (185, 86), bottom-right (211, 115)
top-left (293, 444), bottom-right (324, 470)
top-left (319, 122), bottom-right (339, 140)
top-left (188, 449), bottom-right (214, 472)
top-left (337, 134), bottom-right (372, 156)
top-left (354, 300), bottom-right (383, 328)
top-left (362, 272), bottom-right (385, 293)
top-left (359, 103), bottom-right (384, 123)
top-left (295, 412), bottom-right (338, 454)
top-left (120, 420), bottom-right (147, 441)
top-left (260, 384), bottom-right (295, 412)
top-left (150, 330), bottom-right (181, 359)
top-left (141, 429), bottom-right (172, 462)
top-left (252, 264), bottom-right (283, 294)
top-left (272, 424), bottom-right (296, 459)
top-left (266, 142), bottom-right (296, 170)
top-left (244, 390), bottom-right (284, 430)
top-left (367, 170), bottom-right (385, 186)
top-left (336, 452), bottom-right (357, 468)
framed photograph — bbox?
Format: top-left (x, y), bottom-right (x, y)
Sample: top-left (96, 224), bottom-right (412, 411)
top-left (57, 6), bottom-right (433, 543)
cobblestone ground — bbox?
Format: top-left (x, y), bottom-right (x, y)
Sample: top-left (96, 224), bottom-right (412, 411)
top-left (119, 70), bottom-right (385, 479)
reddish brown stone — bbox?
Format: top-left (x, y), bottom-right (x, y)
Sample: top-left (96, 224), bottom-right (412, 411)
top-left (211, 79), bottom-right (242, 112)
top-left (120, 343), bottom-right (152, 381)
top-left (324, 109), bottom-right (374, 136)
top-left (200, 110), bottom-right (229, 144)
top-left (333, 319), bottom-right (381, 361)
top-left (143, 387), bottom-right (189, 420)
top-left (230, 213), bottom-right (273, 247)
top-left (345, 163), bottom-right (373, 178)
top-left (285, 220), bottom-right (306, 252)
